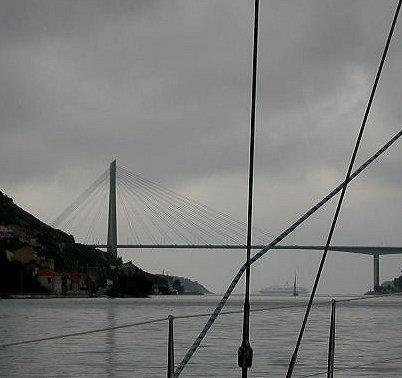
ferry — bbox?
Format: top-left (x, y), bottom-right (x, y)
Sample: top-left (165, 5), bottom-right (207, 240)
top-left (259, 275), bottom-right (309, 296)
top-left (259, 284), bottom-right (309, 297)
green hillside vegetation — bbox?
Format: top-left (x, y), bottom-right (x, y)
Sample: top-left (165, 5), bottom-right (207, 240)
top-left (0, 191), bottom-right (210, 297)
top-left (0, 191), bottom-right (73, 244)
top-left (379, 275), bottom-right (402, 294)
top-left (0, 191), bottom-right (165, 297)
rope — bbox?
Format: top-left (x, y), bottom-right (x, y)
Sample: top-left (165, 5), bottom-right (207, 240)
top-left (0, 298), bottom-right (325, 350)
top-left (286, 2), bottom-right (402, 375)
top-left (2, 293), bottom-right (399, 354)
top-left (239, 0), bottom-right (260, 375)
top-left (0, 317), bottom-right (167, 349)
top-left (174, 127), bottom-right (402, 377)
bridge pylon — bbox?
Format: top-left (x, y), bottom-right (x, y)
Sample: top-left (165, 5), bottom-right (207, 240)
top-left (107, 160), bottom-right (118, 258)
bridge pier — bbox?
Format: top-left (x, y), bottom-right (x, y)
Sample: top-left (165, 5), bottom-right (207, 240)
top-left (373, 254), bottom-right (380, 290)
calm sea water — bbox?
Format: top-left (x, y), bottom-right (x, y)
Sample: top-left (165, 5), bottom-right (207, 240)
top-left (0, 295), bottom-right (401, 377)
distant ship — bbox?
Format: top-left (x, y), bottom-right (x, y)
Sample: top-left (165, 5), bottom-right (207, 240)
top-left (259, 275), bottom-right (309, 296)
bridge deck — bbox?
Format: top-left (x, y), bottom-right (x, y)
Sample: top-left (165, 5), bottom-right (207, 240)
top-left (89, 244), bottom-right (402, 255)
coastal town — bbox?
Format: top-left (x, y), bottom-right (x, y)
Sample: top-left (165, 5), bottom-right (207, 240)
top-left (0, 191), bottom-right (210, 298)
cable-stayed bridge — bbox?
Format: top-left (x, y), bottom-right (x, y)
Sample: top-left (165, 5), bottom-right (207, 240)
top-left (52, 160), bottom-right (402, 290)
top-left (52, 160), bottom-right (277, 253)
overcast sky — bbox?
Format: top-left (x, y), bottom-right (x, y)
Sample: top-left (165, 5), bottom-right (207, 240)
top-left (1, 0), bottom-right (402, 295)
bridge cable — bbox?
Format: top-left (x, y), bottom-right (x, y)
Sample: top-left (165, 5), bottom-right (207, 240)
top-left (83, 183), bottom-right (109, 243)
top-left (58, 180), bottom-right (108, 242)
top-left (119, 167), bottom-right (235, 244)
top-left (119, 167), bottom-right (243, 244)
top-left (119, 170), bottom-right (197, 244)
top-left (118, 165), bottom-right (275, 245)
top-left (119, 173), bottom-right (168, 245)
top-left (117, 184), bottom-right (141, 245)
top-left (128, 176), bottom-right (242, 244)
top-left (123, 174), bottom-right (218, 244)
top-left (286, 1), bottom-right (402, 376)
top-left (174, 128), bottom-right (402, 377)
top-left (120, 170), bottom-right (180, 244)
top-left (51, 169), bottom-right (108, 228)
top-left (119, 171), bottom-right (197, 244)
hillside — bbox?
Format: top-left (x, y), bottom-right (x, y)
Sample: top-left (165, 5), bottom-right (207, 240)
top-left (0, 191), bottom-right (73, 244)
top-left (0, 191), bottom-right (209, 297)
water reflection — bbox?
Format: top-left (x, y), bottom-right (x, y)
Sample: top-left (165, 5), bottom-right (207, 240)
top-left (0, 296), bottom-right (401, 377)
top-left (106, 299), bottom-right (116, 377)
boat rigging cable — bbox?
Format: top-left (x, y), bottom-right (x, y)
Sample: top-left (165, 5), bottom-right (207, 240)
top-left (174, 131), bottom-right (402, 377)
top-left (286, 0), bottom-right (402, 375)
top-left (238, 0), bottom-right (259, 376)
top-left (175, 1), bottom-right (402, 376)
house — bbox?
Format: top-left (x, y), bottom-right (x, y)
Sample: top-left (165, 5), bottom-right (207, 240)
top-left (8, 224), bottom-right (31, 243)
top-left (9, 246), bottom-right (38, 264)
top-left (0, 225), bottom-right (14, 239)
top-left (25, 262), bottom-right (40, 277)
top-left (36, 256), bottom-right (55, 270)
top-left (37, 268), bottom-right (63, 295)
top-left (64, 272), bottom-right (89, 295)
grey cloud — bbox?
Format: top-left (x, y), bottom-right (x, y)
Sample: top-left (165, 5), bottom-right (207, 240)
top-left (1, 0), bottom-right (402, 293)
